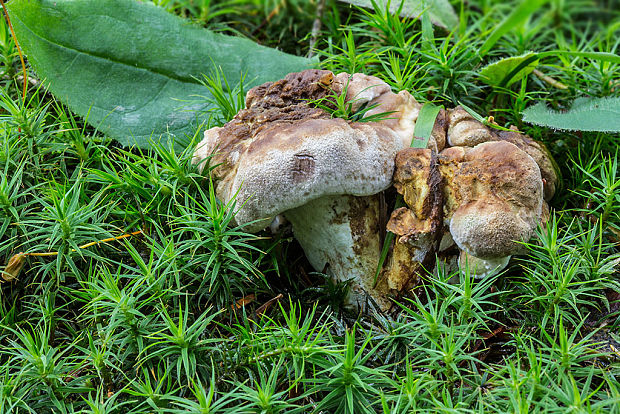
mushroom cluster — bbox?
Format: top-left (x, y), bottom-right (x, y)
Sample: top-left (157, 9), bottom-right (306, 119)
top-left (193, 69), bottom-right (557, 310)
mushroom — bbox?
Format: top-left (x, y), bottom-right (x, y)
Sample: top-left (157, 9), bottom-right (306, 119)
top-left (443, 141), bottom-right (544, 274)
top-left (193, 69), bottom-right (557, 309)
top-left (193, 69), bottom-right (439, 309)
top-left (388, 111), bottom-right (556, 280)
top-left (447, 107), bottom-right (558, 200)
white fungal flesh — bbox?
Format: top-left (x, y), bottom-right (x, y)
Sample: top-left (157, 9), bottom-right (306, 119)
top-left (284, 194), bottom-right (391, 310)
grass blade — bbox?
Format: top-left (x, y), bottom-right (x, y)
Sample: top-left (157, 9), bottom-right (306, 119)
top-left (479, 0), bottom-right (550, 57)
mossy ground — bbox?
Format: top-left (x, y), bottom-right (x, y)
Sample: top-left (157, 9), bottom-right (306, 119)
top-left (0, 0), bottom-right (618, 412)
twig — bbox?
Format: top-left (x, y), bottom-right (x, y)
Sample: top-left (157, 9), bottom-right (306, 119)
top-left (533, 68), bottom-right (568, 90)
top-left (255, 293), bottom-right (284, 317)
top-left (307, 0), bottom-right (326, 58)
top-left (2, 230), bottom-right (144, 282)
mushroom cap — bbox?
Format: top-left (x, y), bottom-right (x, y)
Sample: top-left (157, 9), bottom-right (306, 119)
top-left (446, 141), bottom-right (543, 258)
top-left (447, 106), bottom-right (558, 200)
top-left (227, 118), bottom-right (403, 231)
top-left (193, 69), bottom-right (447, 232)
top-left (194, 69), bottom-right (411, 232)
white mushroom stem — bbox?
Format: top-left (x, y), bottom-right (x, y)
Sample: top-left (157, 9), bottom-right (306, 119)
top-left (458, 251), bottom-right (510, 279)
top-left (283, 194), bottom-right (391, 310)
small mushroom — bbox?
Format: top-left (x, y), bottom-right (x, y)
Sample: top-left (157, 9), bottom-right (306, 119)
top-left (443, 141), bottom-right (544, 274)
top-left (390, 134), bottom-right (547, 279)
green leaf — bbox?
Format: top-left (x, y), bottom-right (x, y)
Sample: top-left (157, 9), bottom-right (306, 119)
top-left (479, 0), bottom-right (550, 57)
top-left (339, 0), bottom-right (458, 29)
top-left (537, 50), bottom-right (620, 64)
top-left (522, 97), bottom-right (620, 132)
top-left (480, 50), bottom-right (619, 90)
top-left (412, 103), bottom-right (442, 148)
top-left (480, 52), bottom-right (539, 87)
top-left (7, 0), bottom-right (316, 148)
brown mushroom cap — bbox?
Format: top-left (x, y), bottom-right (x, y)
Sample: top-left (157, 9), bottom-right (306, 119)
top-left (447, 107), bottom-right (494, 147)
top-left (193, 69), bottom-right (416, 232)
top-left (193, 69), bottom-right (448, 232)
top-left (444, 141), bottom-right (543, 258)
top-left (447, 106), bottom-right (558, 200)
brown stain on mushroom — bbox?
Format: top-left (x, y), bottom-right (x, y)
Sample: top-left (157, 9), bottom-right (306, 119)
top-left (383, 148), bottom-right (444, 295)
top-left (386, 241), bottom-right (423, 292)
top-left (346, 195), bottom-right (381, 258)
top-left (291, 153), bottom-right (316, 183)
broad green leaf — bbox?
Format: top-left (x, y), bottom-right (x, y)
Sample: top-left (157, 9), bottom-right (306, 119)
top-left (522, 97), bottom-right (620, 132)
top-left (339, 0), bottom-right (458, 29)
top-left (480, 50), bottom-right (619, 89)
top-left (7, 0), bottom-right (316, 148)
top-left (480, 52), bottom-right (539, 87)
top-left (479, 0), bottom-right (549, 57)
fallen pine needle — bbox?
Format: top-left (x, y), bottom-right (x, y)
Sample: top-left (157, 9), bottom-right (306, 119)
top-left (0, 0), bottom-right (28, 100)
top-left (2, 229), bottom-right (143, 281)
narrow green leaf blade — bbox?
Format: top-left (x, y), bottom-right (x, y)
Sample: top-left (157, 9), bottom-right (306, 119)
top-left (522, 97), bottom-right (620, 132)
top-left (339, 0), bottom-right (458, 29)
top-left (537, 50), bottom-right (620, 64)
top-left (479, 0), bottom-right (549, 57)
top-left (7, 0), bottom-right (316, 148)
top-left (412, 103), bottom-right (442, 148)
